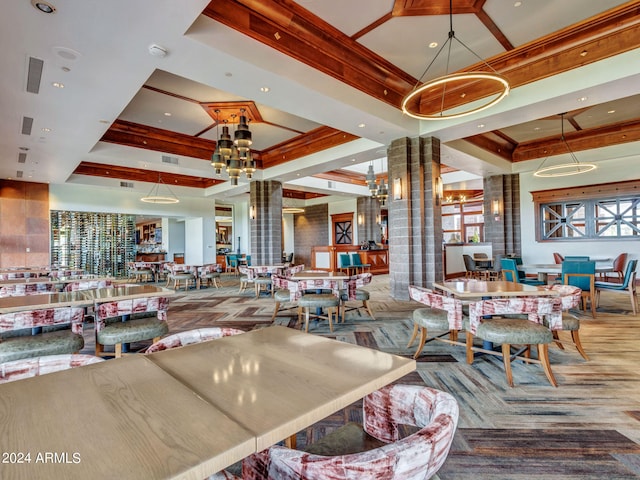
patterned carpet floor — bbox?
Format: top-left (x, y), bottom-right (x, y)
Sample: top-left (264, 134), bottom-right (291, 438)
top-left (84, 274), bottom-right (640, 479)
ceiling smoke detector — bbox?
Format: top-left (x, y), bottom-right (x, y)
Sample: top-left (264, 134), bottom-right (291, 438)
top-left (148, 44), bottom-right (168, 58)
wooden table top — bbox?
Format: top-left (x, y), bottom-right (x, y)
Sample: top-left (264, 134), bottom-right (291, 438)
top-left (0, 355), bottom-right (255, 479)
top-left (0, 285), bottom-right (174, 314)
top-left (147, 325), bottom-right (416, 451)
top-left (433, 280), bottom-right (556, 299)
top-left (291, 271), bottom-right (349, 281)
top-left (0, 276), bottom-right (113, 287)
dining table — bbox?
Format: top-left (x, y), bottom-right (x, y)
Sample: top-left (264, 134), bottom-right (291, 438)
top-left (0, 325), bottom-right (415, 479)
top-left (519, 263), bottom-right (611, 284)
top-left (0, 355), bottom-right (255, 480)
top-left (433, 279), bottom-right (557, 299)
top-left (146, 325), bottom-right (416, 451)
top-left (0, 284), bottom-right (174, 314)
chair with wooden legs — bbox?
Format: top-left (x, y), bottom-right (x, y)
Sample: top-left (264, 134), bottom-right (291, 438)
top-left (562, 260), bottom-right (597, 318)
top-left (407, 285), bottom-right (464, 359)
top-left (595, 259), bottom-right (638, 315)
top-left (466, 296), bottom-right (563, 387)
top-left (340, 273), bottom-right (375, 321)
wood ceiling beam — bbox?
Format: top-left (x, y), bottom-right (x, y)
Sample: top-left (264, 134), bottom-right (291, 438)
top-left (260, 126), bottom-right (359, 168)
top-left (100, 120), bottom-right (219, 161)
top-left (72, 162), bottom-right (222, 188)
top-left (204, 1), bottom-right (640, 118)
top-left (513, 119), bottom-right (640, 162)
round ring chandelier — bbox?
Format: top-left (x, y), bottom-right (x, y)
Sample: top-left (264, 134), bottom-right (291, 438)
top-left (401, 72), bottom-right (510, 120)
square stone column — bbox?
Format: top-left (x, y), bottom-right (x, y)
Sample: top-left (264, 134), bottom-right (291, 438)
top-left (387, 136), bottom-right (443, 300)
top-left (249, 180), bottom-right (283, 265)
top-left (483, 174), bottom-right (522, 258)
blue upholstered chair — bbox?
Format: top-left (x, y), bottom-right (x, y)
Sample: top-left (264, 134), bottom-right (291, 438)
top-left (562, 260), bottom-right (596, 318)
top-left (350, 252), bottom-right (370, 273)
top-left (564, 256), bottom-right (590, 261)
top-left (500, 258), bottom-right (545, 285)
top-left (595, 259), bottom-right (637, 315)
top-left (338, 253), bottom-right (353, 275)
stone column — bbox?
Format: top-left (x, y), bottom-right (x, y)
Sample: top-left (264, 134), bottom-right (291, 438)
top-left (356, 196), bottom-right (382, 244)
top-left (249, 180), bottom-right (283, 265)
top-left (483, 174), bottom-right (521, 258)
top-left (387, 136), bottom-right (443, 300)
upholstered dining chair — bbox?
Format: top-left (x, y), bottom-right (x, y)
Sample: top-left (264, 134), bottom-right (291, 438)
top-left (211, 384), bottom-right (459, 480)
top-left (338, 253), bottom-right (353, 275)
top-left (540, 284), bottom-right (589, 360)
top-left (350, 252), bottom-right (371, 273)
top-left (340, 272), bottom-right (375, 320)
top-left (595, 259), bottom-right (638, 315)
top-left (0, 354), bottom-right (104, 384)
top-left (407, 285), bottom-right (465, 359)
top-left (466, 296), bottom-right (563, 387)
top-left (501, 258), bottom-right (545, 286)
top-left (553, 252), bottom-right (564, 264)
top-left (599, 253), bottom-right (628, 282)
top-left (562, 260), bottom-right (597, 318)
top-left (144, 327), bottom-right (244, 353)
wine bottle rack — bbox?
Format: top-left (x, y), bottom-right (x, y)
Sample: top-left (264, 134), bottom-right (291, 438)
top-left (50, 211), bottom-right (136, 277)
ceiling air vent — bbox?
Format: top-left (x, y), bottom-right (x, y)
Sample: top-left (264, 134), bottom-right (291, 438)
top-left (18, 153), bottom-right (27, 163)
top-left (21, 116), bottom-right (34, 135)
top-left (16, 171), bottom-right (24, 178)
top-left (161, 155), bottom-right (179, 165)
top-left (26, 57), bottom-right (44, 94)
top-left (120, 181), bottom-right (134, 188)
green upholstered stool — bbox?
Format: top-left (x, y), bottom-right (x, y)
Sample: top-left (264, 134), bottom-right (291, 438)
top-left (96, 318), bottom-right (168, 358)
top-left (272, 289), bottom-right (294, 320)
top-left (466, 318), bottom-right (555, 387)
top-left (0, 330), bottom-right (84, 363)
top-left (340, 288), bottom-right (375, 321)
top-left (406, 307), bottom-right (462, 359)
top-left (298, 294), bottom-right (339, 333)
top-left (254, 276), bottom-right (273, 298)
top-left (545, 313), bottom-right (589, 361)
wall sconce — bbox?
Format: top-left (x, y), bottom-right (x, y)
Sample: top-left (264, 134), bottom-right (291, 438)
top-left (249, 205), bottom-right (256, 220)
top-left (434, 176), bottom-right (443, 206)
top-left (357, 213), bottom-right (364, 225)
top-left (492, 199), bottom-right (501, 221)
top-left (376, 214), bottom-right (381, 225)
top-left (393, 177), bottom-right (402, 200)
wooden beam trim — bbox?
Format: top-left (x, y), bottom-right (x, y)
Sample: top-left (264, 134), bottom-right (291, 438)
top-left (513, 119), bottom-right (640, 162)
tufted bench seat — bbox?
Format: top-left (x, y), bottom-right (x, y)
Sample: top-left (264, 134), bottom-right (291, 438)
top-left (0, 306), bottom-right (85, 364)
top-left (298, 293), bottom-right (340, 333)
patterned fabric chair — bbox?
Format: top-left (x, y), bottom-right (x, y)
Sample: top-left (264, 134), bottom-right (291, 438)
top-left (539, 284), bottom-right (589, 360)
top-left (407, 285), bottom-right (464, 359)
top-left (198, 264), bottom-right (222, 289)
top-left (63, 279), bottom-right (112, 291)
top-left (340, 273), bottom-right (375, 321)
top-left (48, 269), bottom-right (84, 279)
top-left (94, 296), bottom-right (170, 358)
top-left (296, 279), bottom-right (341, 333)
top-left (270, 272), bottom-right (305, 321)
top-left (0, 283), bottom-right (56, 297)
top-left (466, 296), bottom-right (563, 387)
top-left (167, 264), bottom-right (197, 291)
top-left (145, 327), bottom-right (244, 353)
top-left (233, 384), bottom-right (458, 480)
top-left (0, 306), bottom-right (85, 363)
top-left (0, 354), bottom-right (104, 384)
top-left (238, 265), bottom-right (254, 293)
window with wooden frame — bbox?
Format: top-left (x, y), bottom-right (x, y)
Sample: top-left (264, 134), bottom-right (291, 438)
top-left (532, 180), bottom-right (640, 241)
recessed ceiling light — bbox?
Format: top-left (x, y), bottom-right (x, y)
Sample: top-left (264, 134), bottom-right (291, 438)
top-left (358, 123), bottom-right (366, 128)
top-left (260, 86), bottom-right (270, 92)
top-left (163, 112), bottom-right (172, 116)
top-left (514, 1), bottom-right (522, 7)
top-left (31, 1), bottom-right (56, 13)
top-left (534, 127), bottom-right (541, 131)
top-left (52, 82), bottom-right (64, 88)
top-left (429, 42), bottom-right (438, 48)
top-left (607, 110), bottom-right (616, 114)
top-left (577, 96), bottom-right (588, 102)
top-left (41, 127), bottom-right (51, 132)
top-left (477, 124), bottom-right (485, 128)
